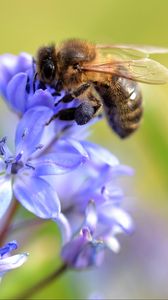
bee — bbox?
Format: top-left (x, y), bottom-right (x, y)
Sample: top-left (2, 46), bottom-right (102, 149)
top-left (36, 39), bottom-right (168, 138)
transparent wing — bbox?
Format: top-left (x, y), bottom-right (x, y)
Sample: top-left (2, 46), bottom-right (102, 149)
top-left (96, 44), bottom-right (168, 61)
top-left (82, 58), bottom-right (168, 84)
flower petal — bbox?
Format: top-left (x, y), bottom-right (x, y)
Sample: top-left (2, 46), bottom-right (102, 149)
top-left (81, 141), bottom-right (119, 166)
top-left (104, 236), bottom-right (120, 253)
top-left (61, 228), bottom-right (91, 266)
top-left (7, 73), bottom-right (28, 113)
top-left (13, 175), bottom-right (60, 219)
top-left (27, 89), bottom-right (54, 110)
top-left (0, 52), bottom-right (32, 98)
top-left (85, 201), bottom-right (98, 234)
top-left (99, 204), bottom-right (134, 233)
top-left (54, 213), bottom-right (72, 245)
top-left (33, 140), bottom-right (88, 176)
top-left (0, 176), bottom-right (12, 218)
top-left (0, 253), bottom-right (28, 273)
top-left (15, 106), bottom-right (53, 160)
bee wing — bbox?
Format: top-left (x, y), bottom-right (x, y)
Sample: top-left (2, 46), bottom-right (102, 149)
top-left (82, 58), bottom-right (168, 84)
top-left (96, 44), bottom-right (168, 60)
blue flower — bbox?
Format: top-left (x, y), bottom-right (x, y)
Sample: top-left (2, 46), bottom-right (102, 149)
top-left (0, 52), bottom-right (134, 269)
top-left (0, 53), bottom-right (32, 100)
top-left (0, 240), bottom-right (28, 279)
top-left (53, 142), bottom-right (134, 268)
top-left (0, 106), bottom-right (89, 219)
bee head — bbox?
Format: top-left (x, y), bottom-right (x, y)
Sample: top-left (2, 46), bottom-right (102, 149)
top-left (57, 40), bottom-right (96, 85)
top-left (37, 45), bottom-right (57, 83)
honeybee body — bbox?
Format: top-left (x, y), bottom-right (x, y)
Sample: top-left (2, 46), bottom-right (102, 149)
top-left (36, 39), bottom-right (168, 138)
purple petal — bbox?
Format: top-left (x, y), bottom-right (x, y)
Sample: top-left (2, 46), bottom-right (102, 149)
top-left (101, 185), bottom-right (124, 202)
top-left (54, 213), bottom-right (72, 245)
top-left (13, 175), bottom-right (60, 219)
top-left (7, 73), bottom-right (28, 113)
top-left (33, 140), bottom-right (88, 176)
top-left (61, 115), bottom-right (101, 140)
top-left (104, 236), bottom-right (120, 253)
top-left (81, 141), bottom-right (119, 166)
top-left (27, 89), bottom-right (54, 110)
top-left (62, 227), bottom-right (105, 269)
top-left (99, 204), bottom-right (134, 233)
top-left (0, 253), bottom-right (28, 273)
top-left (85, 201), bottom-right (98, 234)
top-left (66, 139), bottom-right (89, 158)
top-left (15, 106), bottom-right (53, 160)
top-left (73, 241), bottom-right (104, 268)
top-left (16, 53), bottom-right (32, 72)
top-left (0, 176), bottom-right (12, 218)
top-left (109, 165), bottom-right (134, 177)
top-left (0, 53), bottom-right (32, 98)
top-left (61, 228), bottom-right (92, 266)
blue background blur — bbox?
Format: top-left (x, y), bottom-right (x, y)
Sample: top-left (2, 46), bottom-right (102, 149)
top-left (0, 0), bottom-right (168, 298)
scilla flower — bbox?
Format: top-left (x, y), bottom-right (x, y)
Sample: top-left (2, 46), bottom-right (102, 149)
top-left (0, 105), bottom-right (89, 219)
top-left (0, 241), bottom-right (28, 279)
top-left (0, 51), bottom-right (134, 273)
top-left (53, 141), bottom-right (134, 268)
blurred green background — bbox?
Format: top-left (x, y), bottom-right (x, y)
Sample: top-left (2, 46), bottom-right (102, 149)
top-left (0, 0), bottom-right (168, 298)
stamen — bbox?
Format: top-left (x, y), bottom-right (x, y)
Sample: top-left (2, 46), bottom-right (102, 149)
top-left (25, 162), bottom-right (35, 170)
top-left (35, 144), bottom-right (44, 151)
top-left (15, 151), bottom-right (23, 162)
top-left (0, 136), bottom-right (7, 144)
top-left (5, 157), bottom-right (14, 165)
top-left (22, 128), bottom-right (28, 139)
top-left (0, 136), bottom-right (7, 156)
top-left (101, 186), bottom-right (106, 194)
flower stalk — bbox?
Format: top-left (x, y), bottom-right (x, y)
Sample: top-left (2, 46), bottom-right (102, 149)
top-left (0, 199), bottom-right (19, 246)
top-left (16, 263), bottom-right (68, 299)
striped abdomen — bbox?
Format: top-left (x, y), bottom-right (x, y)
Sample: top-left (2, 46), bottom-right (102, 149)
top-left (95, 77), bottom-right (143, 138)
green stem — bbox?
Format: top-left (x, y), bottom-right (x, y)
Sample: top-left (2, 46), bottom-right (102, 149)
top-left (16, 263), bottom-right (68, 299)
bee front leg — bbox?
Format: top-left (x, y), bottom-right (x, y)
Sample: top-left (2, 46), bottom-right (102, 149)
top-left (54, 83), bottom-right (91, 107)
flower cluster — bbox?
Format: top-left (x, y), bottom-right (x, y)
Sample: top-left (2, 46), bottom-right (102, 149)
top-left (0, 52), bottom-right (133, 271)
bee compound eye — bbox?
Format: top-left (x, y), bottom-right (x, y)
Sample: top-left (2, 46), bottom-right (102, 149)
top-left (43, 62), bottom-right (55, 80)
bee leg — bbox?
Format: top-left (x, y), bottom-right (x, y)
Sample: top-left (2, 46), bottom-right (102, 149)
top-left (75, 102), bottom-right (101, 125)
top-left (74, 102), bottom-right (95, 125)
top-left (46, 102), bottom-right (96, 126)
top-left (54, 83), bottom-right (91, 107)
top-left (73, 85), bottom-right (102, 125)
top-left (46, 107), bottom-right (77, 125)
